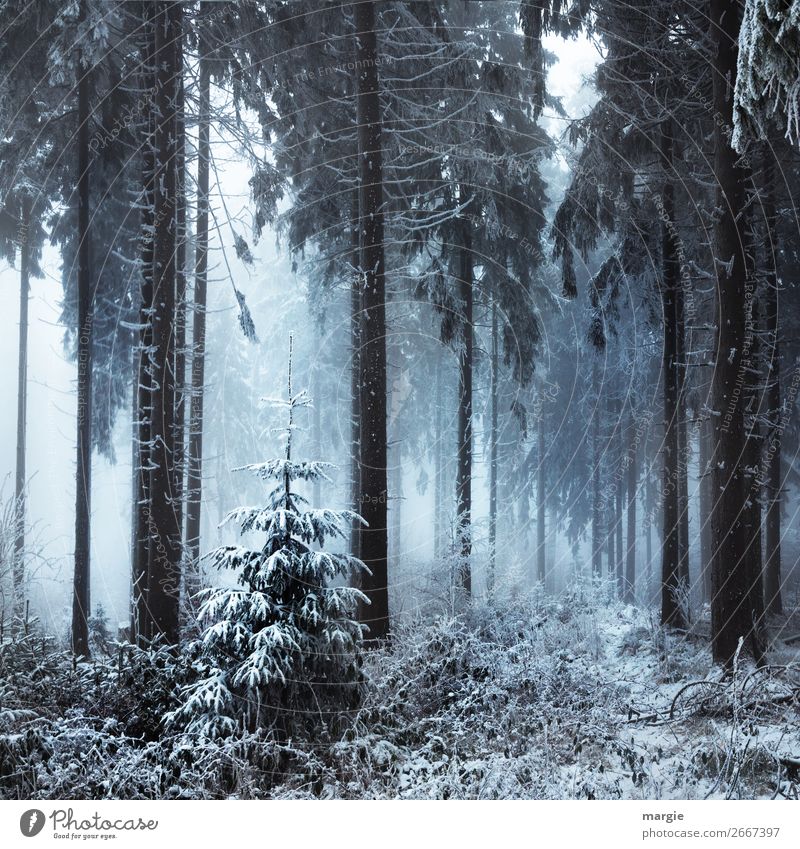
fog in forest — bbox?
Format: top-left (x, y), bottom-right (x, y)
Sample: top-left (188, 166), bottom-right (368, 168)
top-left (0, 32), bottom-right (613, 633)
top-left (2, 0), bottom-right (800, 804)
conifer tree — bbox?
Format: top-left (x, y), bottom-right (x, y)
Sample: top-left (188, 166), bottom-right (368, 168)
top-left (169, 339), bottom-right (366, 737)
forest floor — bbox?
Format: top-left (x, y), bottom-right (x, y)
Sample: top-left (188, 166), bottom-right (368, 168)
top-left (325, 588), bottom-right (800, 800)
top-left (1, 586), bottom-right (799, 800)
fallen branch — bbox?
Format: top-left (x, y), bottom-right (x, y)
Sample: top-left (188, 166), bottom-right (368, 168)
top-left (779, 756), bottom-right (800, 779)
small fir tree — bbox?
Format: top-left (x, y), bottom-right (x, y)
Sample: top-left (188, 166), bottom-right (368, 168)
top-left (169, 338), bottom-right (367, 738)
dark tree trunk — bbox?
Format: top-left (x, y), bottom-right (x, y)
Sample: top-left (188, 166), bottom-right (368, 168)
top-left (591, 362), bottom-right (602, 578)
top-left (390, 441), bottom-right (402, 567)
top-left (763, 152), bottom-right (782, 616)
top-left (185, 8), bottom-right (210, 600)
top-left (354, 0), bottom-right (390, 639)
top-left (605, 392), bottom-right (617, 594)
top-left (676, 260), bottom-right (690, 592)
top-left (313, 361), bottom-right (323, 509)
top-left (13, 198), bottom-right (31, 622)
top-left (72, 0), bottom-right (92, 656)
top-left (133, 1), bottom-right (156, 642)
top-left (488, 299), bottom-right (498, 594)
top-left (659, 125), bottom-right (686, 630)
top-left (455, 218), bottom-right (474, 596)
top-left (616, 419), bottom-right (624, 598)
top-left (145, 1), bottom-right (182, 643)
top-left (536, 390), bottom-right (546, 586)
top-left (129, 349), bottom-right (138, 620)
top-left (710, 0), bottom-right (754, 665)
top-left (624, 411), bottom-right (636, 604)
top-left (350, 189), bottom-right (361, 557)
top-left (699, 415), bottom-right (713, 605)
top-left (742, 199), bottom-right (765, 660)
top-left (743, 299), bottom-right (765, 651)
top-left (645, 438), bottom-right (654, 597)
top-left (433, 356), bottom-right (444, 561)
top-left (607, 489), bottom-right (615, 588)
top-left (173, 31), bottom-right (187, 558)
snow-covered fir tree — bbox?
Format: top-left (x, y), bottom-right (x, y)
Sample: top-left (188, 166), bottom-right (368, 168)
top-left (169, 339), bottom-right (367, 738)
top-left (734, 0), bottom-right (800, 148)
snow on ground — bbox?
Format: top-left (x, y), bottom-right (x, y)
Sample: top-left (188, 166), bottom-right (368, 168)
top-left (1, 585), bottom-right (798, 799)
top-left (322, 589), bottom-right (800, 800)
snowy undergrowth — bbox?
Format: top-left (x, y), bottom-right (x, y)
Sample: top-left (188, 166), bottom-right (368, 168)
top-left (285, 592), bottom-right (800, 800)
top-left (1, 591), bottom-right (798, 800)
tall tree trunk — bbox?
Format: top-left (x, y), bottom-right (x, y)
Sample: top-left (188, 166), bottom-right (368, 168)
top-left (312, 361), bottom-right (323, 509)
top-left (699, 415), bottom-right (713, 605)
top-left (145, 1), bottom-right (182, 643)
top-left (456, 217), bottom-right (474, 596)
top-left (676, 273), bottom-right (690, 591)
top-left (354, 0), bottom-right (390, 639)
top-left (350, 188), bottom-right (361, 557)
top-left (763, 153), bottom-right (782, 615)
top-left (185, 7), bottom-right (210, 602)
top-left (615, 408), bottom-right (624, 598)
top-left (133, 0), bottom-right (156, 642)
top-left (742, 200), bottom-right (765, 660)
top-left (645, 437), bottom-right (654, 598)
top-left (72, 0), bottom-right (92, 656)
top-left (434, 356), bottom-right (444, 561)
top-left (624, 411), bottom-right (636, 603)
top-left (13, 197), bottom-right (31, 622)
top-left (488, 299), bottom-right (498, 595)
top-left (173, 31), bottom-right (187, 561)
top-left (128, 349), bottom-right (137, 640)
top-left (710, 0), bottom-right (753, 665)
top-left (659, 124), bottom-right (686, 630)
top-left (591, 362), bottom-right (602, 578)
top-left (605, 392), bottom-right (616, 593)
top-left (391, 448), bottom-right (402, 566)
top-left (536, 388), bottom-right (546, 586)
top-left (607, 489), bottom-right (615, 588)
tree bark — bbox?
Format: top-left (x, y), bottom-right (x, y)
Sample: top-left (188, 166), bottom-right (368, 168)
top-left (743, 297), bottom-right (765, 654)
top-left (488, 298), bottom-right (498, 594)
top-left (615, 413), bottom-right (624, 598)
top-left (676, 274), bottom-right (690, 591)
top-left (72, 0), bottom-right (92, 656)
top-left (456, 217), bottom-right (474, 596)
top-left (710, 0), bottom-right (754, 665)
top-left (605, 392), bottom-right (617, 594)
top-left (591, 361), bottom-right (602, 578)
top-left (645, 434), bottom-right (654, 598)
top-left (390, 445), bottom-right (402, 567)
top-left (434, 356), bottom-right (444, 561)
top-left (173, 28), bottom-right (187, 558)
top-left (742, 195), bottom-right (765, 660)
top-left (607, 488), bottom-right (615, 588)
top-left (536, 386), bottom-right (546, 586)
top-left (13, 197), bottom-right (31, 622)
top-left (133, 0), bottom-right (156, 642)
top-left (185, 5), bottom-right (210, 602)
top-left (659, 124), bottom-right (686, 630)
top-left (145, 1), bottom-right (182, 643)
top-left (350, 188), bottom-right (361, 557)
top-left (624, 411), bottom-right (636, 603)
top-left (763, 152), bottom-right (782, 615)
top-left (354, 0), bottom-right (390, 639)
top-left (312, 361), bottom-right (323, 509)
top-left (699, 415), bottom-right (713, 605)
